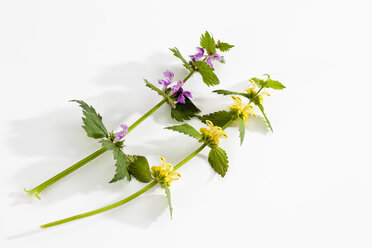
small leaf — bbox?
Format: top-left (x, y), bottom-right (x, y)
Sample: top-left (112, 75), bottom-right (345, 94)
top-left (165, 123), bottom-right (202, 140)
top-left (100, 140), bottom-right (130, 183)
top-left (163, 184), bottom-right (173, 219)
top-left (200, 31), bottom-right (216, 54)
top-left (239, 117), bottom-right (245, 145)
top-left (144, 79), bottom-right (176, 108)
top-left (198, 110), bottom-right (235, 127)
top-left (208, 147), bottom-right (229, 177)
top-left (70, 100), bottom-right (109, 139)
top-left (126, 155), bottom-right (152, 183)
top-left (217, 41), bottom-right (234, 52)
top-left (257, 103), bottom-right (273, 132)
top-left (265, 78), bottom-right (286, 90)
top-left (194, 61), bottom-right (219, 87)
top-left (213, 89), bottom-right (248, 97)
top-left (170, 97), bottom-right (201, 122)
top-left (169, 47), bottom-right (192, 71)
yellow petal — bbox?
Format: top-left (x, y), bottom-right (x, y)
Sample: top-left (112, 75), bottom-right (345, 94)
top-left (261, 91), bottom-right (270, 96)
top-left (206, 120), bottom-right (214, 129)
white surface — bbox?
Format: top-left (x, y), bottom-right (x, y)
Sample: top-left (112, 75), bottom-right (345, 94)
top-left (1, 0), bottom-right (371, 247)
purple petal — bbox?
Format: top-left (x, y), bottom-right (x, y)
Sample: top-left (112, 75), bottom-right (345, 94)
top-left (171, 80), bottom-right (184, 93)
top-left (210, 53), bottom-right (222, 61)
top-left (177, 94), bottom-right (186, 104)
top-left (183, 91), bottom-right (192, 99)
top-left (196, 47), bottom-right (205, 55)
top-left (163, 70), bottom-right (174, 80)
top-left (158, 79), bottom-right (172, 87)
top-left (206, 57), bottom-right (214, 67)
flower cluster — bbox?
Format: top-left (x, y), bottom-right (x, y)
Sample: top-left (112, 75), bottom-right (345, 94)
top-left (229, 96), bottom-right (256, 122)
top-left (114, 124), bottom-right (129, 141)
top-left (246, 79), bottom-right (270, 104)
top-left (151, 156), bottom-right (181, 187)
top-left (158, 70), bottom-right (192, 105)
top-left (189, 47), bottom-right (222, 68)
top-left (200, 120), bottom-right (228, 148)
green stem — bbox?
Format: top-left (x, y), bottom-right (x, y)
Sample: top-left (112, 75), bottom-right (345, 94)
top-left (26, 68), bottom-right (199, 198)
top-left (41, 143), bottom-right (208, 228)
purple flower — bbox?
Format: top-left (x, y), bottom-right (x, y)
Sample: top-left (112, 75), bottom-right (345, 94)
top-left (176, 89), bottom-right (192, 104)
top-left (189, 47), bottom-right (205, 62)
top-left (170, 80), bottom-right (192, 104)
top-left (206, 53), bottom-right (222, 68)
top-left (158, 70), bottom-right (174, 90)
top-left (114, 124), bottom-right (129, 141)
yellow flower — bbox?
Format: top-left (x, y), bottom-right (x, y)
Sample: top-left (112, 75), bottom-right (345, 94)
top-left (228, 96), bottom-right (256, 122)
top-left (151, 156), bottom-right (181, 187)
top-left (200, 120), bottom-right (228, 148)
top-left (245, 79), bottom-right (270, 104)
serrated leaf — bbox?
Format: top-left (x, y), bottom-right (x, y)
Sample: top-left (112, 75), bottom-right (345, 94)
top-left (257, 103), bottom-right (273, 132)
top-left (170, 97), bottom-right (201, 122)
top-left (198, 110), bottom-right (235, 127)
top-left (194, 61), bottom-right (219, 87)
top-left (217, 41), bottom-right (234, 52)
top-left (100, 139), bottom-right (130, 183)
top-left (239, 117), bottom-right (245, 145)
top-left (144, 79), bottom-right (176, 108)
top-left (169, 47), bottom-right (192, 71)
top-left (265, 79), bottom-right (286, 90)
top-left (165, 123), bottom-right (202, 140)
top-left (251, 75), bottom-right (285, 90)
top-left (208, 147), bottom-right (229, 177)
top-left (213, 89), bottom-right (248, 97)
top-left (163, 184), bottom-right (173, 219)
top-left (126, 155), bottom-right (152, 183)
top-left (200, 31), bottom-right (216, 54)
top-left (70, 100), bottom-right (109, 139)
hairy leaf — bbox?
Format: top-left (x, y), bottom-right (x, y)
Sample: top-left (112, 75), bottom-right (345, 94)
top-left (239, 117), bottom-right (245, 145)
top-left (198, 110), bottom-right (235, 127)
top-left (194, 61), bottom-right (219, 86)
top-left (70, 100), bottom-right (108, 139)
top-left (165, 123), bottom-right (202, 140)
top-left (144, 79), bottom-right (175, 108)
top-left (208, 147), bottom-right (229, 177)
top-left (170, 97), bottom-right (201, 122)
top-left (251, 75), bottom-right (285, 90)
top-left (163, 184), bottom-right (173, 219)
top-left (217, 41), bottom-right (234, 52)
top-left (100, 140), bottom-right (130, 183)
top-left (169, 47), bottom-right (192, 71)
top-left (126, 155), bottom-right (152, 183)
top-left (200, 31), bottom-right (216, 54)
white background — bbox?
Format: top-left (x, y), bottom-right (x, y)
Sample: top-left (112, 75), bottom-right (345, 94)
top-left (1, 0), bottom-right (371, 247)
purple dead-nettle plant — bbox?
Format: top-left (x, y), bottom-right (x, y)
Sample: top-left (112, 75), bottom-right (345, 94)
top-left (157, 70), bottom-right (193, 105)
top-left (206, 53), bottom-right (222, 68)
top-left (189, 47), bottom-right (205, 62)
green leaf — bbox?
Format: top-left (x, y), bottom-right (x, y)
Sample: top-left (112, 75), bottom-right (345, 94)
top-left (200, 31), bottom-right (216, 54)
top-left (165, 123), bottom-right (202, 140)
top-left (251, 75), bottom-right (285, 90)
top-left (265, 78), bottom-right (286, 90)
top-left (194, 61), bottom-right (219, 87)
top-left (100, 140), bottom-right (130, 183)
top-left (239, 117), bottom-right (245, 145)
top-left (208, 147), bottom-right (229, 177)
top-left (126, 155), bottom-right (152, 183)
top-left (217, 40), bottom-right (234, 52)
top-left (257, 103), bottom-right (273, 132)
top-left (170, 97), bottom-right (201, 122)
top-left (169, 47), bottom-right (192, 71)
top-left (70, 100), bottom-right (109, 139)
top-left (144, 79), bottom-right (176, 108)
top-left (198, 110), bottom-right (235, 127)
top-left (163, 184), bottom-right (173, 219)
top-left (213, 89), bottom-right (248, 97)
